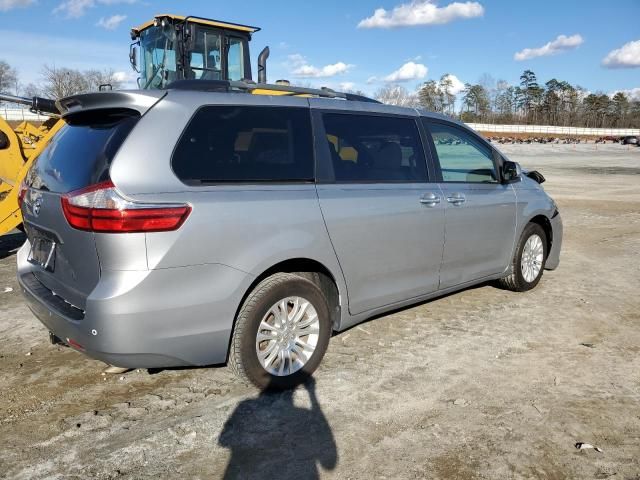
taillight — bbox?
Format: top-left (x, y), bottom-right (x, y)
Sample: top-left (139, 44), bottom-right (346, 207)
top-left (17, 181), bottom-right (28, 208)
top-left (61, 181), bottom-right (191, 233)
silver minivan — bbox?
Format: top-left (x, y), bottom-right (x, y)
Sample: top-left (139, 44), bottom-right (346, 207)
top-left (17, 86), bottom-right (562, 389)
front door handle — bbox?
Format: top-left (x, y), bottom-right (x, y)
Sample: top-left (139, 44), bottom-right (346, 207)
top-left (446, 193), bottom-right (466, 205)
top-left (419, 192), bottom-right (441, 207)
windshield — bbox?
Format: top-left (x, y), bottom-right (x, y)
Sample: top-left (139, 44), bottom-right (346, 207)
top-left (139, 26), bottom-right (179, 89)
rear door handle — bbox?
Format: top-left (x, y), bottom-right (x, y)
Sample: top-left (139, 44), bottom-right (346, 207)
top-left (419, 192), bottom-right (441, 207)
top-left (446, 193), bottom-right (466, 205)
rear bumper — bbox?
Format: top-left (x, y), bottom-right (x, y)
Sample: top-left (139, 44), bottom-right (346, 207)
top-left (17, 243), bottom-right (252, 368)
top-left (545, 211), bottom-right (563, 270)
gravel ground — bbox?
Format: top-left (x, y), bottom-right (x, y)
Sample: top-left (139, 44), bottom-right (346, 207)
top-left (1, 143), bottom-right (639, 479)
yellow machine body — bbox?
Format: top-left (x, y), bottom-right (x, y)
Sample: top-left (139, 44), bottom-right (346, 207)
top-left (0, 118), bottom-right (63, 235)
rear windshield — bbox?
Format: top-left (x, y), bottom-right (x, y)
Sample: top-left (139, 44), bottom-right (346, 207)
top-left (27, 116), bottom-right (138, 193)
top-left (171, 106), bottom-right (314, 184)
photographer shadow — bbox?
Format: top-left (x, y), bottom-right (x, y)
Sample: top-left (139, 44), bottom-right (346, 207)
top-left (0, 232), bottom-right (25, 260)
top-left (218, 377), bottom-right (337, 479)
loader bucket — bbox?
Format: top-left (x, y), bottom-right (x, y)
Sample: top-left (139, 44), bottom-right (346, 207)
top-left (0, 117), bottom-right (64, 235)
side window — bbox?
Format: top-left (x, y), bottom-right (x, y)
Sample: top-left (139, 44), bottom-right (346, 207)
top-left (322, 113), bottom-right (428, 183)
top-left (172, 107), bottom-right (314, 184)
top-left (189, 29), bottom-right (222, 80)
top-left (427, 122), bottom-right (498, 183)
top-left (227, 37), bottom-right (245, 81)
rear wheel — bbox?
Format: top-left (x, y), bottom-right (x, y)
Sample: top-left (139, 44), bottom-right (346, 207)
top-left (498, 223), bottom-right (547, 292)
top-left (229, 273), bottom-right (331, 390)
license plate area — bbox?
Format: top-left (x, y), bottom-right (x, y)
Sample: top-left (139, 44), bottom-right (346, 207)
top-left (28, 237), bottom-right (56, 272)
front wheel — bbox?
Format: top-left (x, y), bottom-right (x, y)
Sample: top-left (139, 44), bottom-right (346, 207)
top-left (229, 273), bottom-right (332, 390)
top-left (498, 223), bottom-right (547, 292)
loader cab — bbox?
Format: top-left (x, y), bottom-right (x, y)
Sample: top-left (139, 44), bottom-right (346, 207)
top-left (130, 15), bottom-right (258, 89)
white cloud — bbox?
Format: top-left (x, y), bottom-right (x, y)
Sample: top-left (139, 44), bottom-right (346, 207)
top-left (514, 34), bottom-right (583, 61)
top-left (358, 0), bottom-right (484, 29)
top-left (53, 0), bottom-right (94, 17)
top-left (602, 40), bottom-right (640, 69)
top-left (366, 76), bottom-right (378, 85)
top-left (53, 0), bottom-right (136, 18)
top-left (96, 14), bottom-right (127, 30)
top-left (112, 70), bottom-right (135, 82)
top-left (287, 53), bottom-right (306, 66)
top-left (610, 87), bottom-right (640, 101)
top-left (442, 73), bottom-right (465, 94)
top-left (112, 70), bottom-right (138, 89)
top-left (339, 82), bottom-right (356, 91)
top-left (292, 61), bottom-right (353, 78)
top-left (0, 0), bottom-right (35, 11)
top-left (384, 62), bottom-right (428, 82)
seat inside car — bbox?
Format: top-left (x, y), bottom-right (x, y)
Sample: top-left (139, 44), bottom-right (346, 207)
top-left (371, 141), bottom-right (405, 181)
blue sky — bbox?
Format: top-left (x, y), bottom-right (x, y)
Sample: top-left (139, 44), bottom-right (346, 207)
top-left (0, 0), bottom-right (639, 98)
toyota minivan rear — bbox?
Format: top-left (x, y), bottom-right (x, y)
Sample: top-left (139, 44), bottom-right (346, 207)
top-left (17, 90), bottom-right (252, 368)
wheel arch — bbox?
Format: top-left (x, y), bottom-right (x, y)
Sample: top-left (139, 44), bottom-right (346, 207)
top-left (527, 214), bottom-right (553, 257)
top-left (226, 257), bottom-right (345, 363)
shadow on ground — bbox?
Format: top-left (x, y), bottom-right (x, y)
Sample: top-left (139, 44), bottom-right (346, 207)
top-left (218, 377), bottom-right (337, 479)
top-left (0, 232), bottom-right (25, 260)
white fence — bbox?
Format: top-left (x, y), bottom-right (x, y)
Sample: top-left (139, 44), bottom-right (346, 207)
top-left (0, 107), bottom-right (49, 122)
top-left (467, 123), bottom-right (640, 137)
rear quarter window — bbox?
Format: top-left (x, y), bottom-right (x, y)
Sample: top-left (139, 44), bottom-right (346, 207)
top-left (28, 115), bottom-right (138, 193)
top-left (171, 106), bottom-right (314, 184)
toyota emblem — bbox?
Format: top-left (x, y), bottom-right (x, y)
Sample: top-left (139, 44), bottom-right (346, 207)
top-left (33, 197), bottom-right (42, 217)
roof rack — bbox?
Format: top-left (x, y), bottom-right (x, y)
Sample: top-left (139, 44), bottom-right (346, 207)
top-left (165, 80), bottom-right (380, 104)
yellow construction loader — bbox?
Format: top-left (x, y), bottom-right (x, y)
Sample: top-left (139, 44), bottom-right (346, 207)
top-left (0, 13), bottom-right (372, 235)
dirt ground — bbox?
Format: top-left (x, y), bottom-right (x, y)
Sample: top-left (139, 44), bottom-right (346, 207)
top-left (1, 143), bottom-right (639, 479)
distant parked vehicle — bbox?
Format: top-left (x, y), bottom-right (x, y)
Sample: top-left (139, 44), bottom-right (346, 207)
top-left (621, 136), bottom-right (638, 145)
top-left (17, 84), bottom-right (563, 389)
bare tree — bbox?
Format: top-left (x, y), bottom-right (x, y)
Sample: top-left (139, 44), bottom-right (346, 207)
top-left (85, 69), bottom-right (122, 91)
top-left (21, 82), bottom-right (41, 98)
top-left (0, 60), bottom-right (18, 95)
top-left (40, 65), bottom-right (122, 99)
top-left (40, 65), bottom-right (88, 99)
top-left (374, 84), bottom-right (420, 107)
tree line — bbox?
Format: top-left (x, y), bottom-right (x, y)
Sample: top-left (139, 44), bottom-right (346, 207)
top-left (1, 59), bottom-right (638, 129)
top-left (374, 69), bottom-right (640, 129)
top-left (0, 60), bottom-right (121, 101)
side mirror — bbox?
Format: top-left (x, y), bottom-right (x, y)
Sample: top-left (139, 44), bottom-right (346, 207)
top-left (129, 42), bottom-right (139, 73)
top-left (502, 160), bottom-right (521, 184)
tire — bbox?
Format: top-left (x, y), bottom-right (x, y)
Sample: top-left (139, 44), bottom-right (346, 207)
top-left (229, 272), bottom-right (332, 390)
top-left (498, 223), bottom-right (547, 292)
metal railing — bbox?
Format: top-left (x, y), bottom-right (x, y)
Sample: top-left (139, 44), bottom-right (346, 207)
top-left (0, 106), bottom-right (49, 122)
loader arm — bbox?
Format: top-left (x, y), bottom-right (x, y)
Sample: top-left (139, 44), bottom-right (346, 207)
top-left (0, 117), bottom-right (64, 235)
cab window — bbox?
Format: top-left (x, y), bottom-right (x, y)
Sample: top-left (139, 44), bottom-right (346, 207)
top-left (227, 37), bottom-right (245, 81)
top-left (189, 29), bottom-right (222, 80)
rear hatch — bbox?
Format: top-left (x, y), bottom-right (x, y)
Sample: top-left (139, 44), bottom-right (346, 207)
top-left (21, 91), bottom-right (164, 310)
